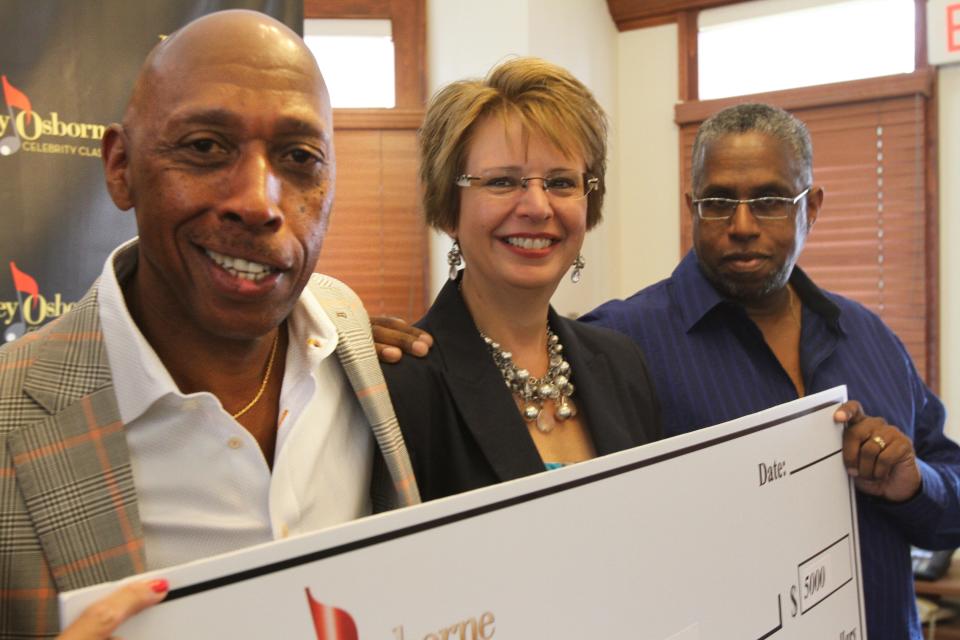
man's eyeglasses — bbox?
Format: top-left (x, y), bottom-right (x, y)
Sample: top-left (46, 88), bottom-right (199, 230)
top-left (692, 187), bottom-right (811, 221)
top-left (456, 172), bottom-right (599, 201)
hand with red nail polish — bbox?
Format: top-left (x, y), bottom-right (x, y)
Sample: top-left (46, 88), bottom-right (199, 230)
top-left (58, 578), bottom-right (169, 639)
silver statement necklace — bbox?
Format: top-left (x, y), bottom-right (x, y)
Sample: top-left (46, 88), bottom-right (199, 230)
top-left (479, 327), bottom-right (577, 433)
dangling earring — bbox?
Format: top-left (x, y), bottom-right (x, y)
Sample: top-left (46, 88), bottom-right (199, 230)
top-left (447, 239), bottom-right (463, 281)
top-left (571, 254), bottom-right (585, 283)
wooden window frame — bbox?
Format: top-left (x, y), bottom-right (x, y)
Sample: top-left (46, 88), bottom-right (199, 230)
top-left (606, 0), bottom-right (741, 31)
top-left (304, 0), bottom-right (426, 111)
top-left (304, 0), bottom-right (426, 131)
top-left (302, 0), bottom-right (430, 321)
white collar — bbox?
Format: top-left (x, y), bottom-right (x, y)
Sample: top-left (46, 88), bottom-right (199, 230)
top-left (97, 238), bottom-right (339, 425)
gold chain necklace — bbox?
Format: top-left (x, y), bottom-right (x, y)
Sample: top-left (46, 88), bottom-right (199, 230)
top-left (232, 332), bottom-right (280, 420)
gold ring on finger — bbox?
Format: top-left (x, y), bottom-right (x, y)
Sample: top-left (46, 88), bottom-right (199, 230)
top-left (871, 435), bottom-right (887, 451)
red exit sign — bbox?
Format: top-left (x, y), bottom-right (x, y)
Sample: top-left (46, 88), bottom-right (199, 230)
top-left (950, 3), bottom-right (960, 52)
top-left (930, 0), bottom-right (960, 64)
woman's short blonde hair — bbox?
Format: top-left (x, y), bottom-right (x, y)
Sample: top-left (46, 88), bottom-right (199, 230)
top-left (419, 57), bottom-right (608, 232)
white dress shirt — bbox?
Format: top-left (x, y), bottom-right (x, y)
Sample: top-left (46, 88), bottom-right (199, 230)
top-left (97, 240), bottom-right (372, 570)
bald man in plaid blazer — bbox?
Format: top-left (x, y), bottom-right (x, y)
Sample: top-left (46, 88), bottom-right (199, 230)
top-left (0, 268), bottom-right (419, 637)
top-left (0, 11), bottom-right (420, 639)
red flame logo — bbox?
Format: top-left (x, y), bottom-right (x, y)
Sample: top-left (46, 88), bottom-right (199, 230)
top-left (305, 588), bottom-right (359, 640)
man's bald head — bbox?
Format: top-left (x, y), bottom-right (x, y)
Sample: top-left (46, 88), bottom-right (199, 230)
top-left (101, 9), bottom-right (338, 343)
top-left (125, 10), bottom-right (330, 135)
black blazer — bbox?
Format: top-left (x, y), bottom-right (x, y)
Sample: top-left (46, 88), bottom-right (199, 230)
top-left (383, 278), bottom-right (662, 502)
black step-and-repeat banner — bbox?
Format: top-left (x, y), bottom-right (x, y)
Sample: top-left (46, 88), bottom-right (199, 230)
top-left (0, 0), bottom-right (302, 342)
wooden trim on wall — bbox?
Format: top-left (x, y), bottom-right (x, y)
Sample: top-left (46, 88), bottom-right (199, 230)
top-left (606, 0), bottom-right (738, 31)
top-left (304, 0), bottom-right (426, 108)
top-left (675, 8), bottom-right (698, 225)
top-left (675, 68), bottom-right (936, 124)
top-left (614, 13), bottom-right (679, 30)
top-left (333, 108), bottom-right (424, 130)
top-left (388, 0), bottom-right (426, 107)
top-left (915, 0), bottom-right (929, 69)
top-left (915, 0), bottom-right (936, 388)
top-left (676, 10), bottom-right (698, 101)
top-left (303, 0), bottom-right (390, 17)
top-left (925, 77), bottom-right (940, 391)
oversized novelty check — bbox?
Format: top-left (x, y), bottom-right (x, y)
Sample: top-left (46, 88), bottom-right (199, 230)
top-left (61, 386), bottom-right (865, 639)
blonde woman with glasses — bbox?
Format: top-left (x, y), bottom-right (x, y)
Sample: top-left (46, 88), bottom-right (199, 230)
top-left (382, 58), bottom-right (661, 501)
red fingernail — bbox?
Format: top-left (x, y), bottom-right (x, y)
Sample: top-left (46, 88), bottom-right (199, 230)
top-left (150, 579), bottom-right (169, 594)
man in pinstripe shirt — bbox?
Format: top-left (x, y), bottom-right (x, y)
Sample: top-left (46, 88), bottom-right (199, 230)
top-left (583, 103), bottom-right (960, 640)
top-left (1, 11), bottom-right (418, 639)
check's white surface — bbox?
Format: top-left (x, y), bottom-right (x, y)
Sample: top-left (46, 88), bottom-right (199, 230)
top-left (60, 386), bottom-right (863, 639)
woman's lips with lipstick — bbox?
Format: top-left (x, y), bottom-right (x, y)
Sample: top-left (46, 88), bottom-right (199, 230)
top-left (503, 235), bottom-right (556, 250)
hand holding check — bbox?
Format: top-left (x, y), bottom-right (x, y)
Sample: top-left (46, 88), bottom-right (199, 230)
top-left (58, 580), bottom-right (168, 640)
top-left (835, 400), bottom-right (922, 503)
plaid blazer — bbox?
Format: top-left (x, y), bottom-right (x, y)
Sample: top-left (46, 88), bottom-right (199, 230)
top-left (0, 272), bottom-right (420, 638)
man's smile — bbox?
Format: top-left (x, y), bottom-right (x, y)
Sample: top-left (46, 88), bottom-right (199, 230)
top-left (204, 248), bottom-right (279, 283)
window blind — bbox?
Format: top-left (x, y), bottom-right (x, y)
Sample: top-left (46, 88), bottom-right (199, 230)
top-left (315, 117), bottom-right (428, 321)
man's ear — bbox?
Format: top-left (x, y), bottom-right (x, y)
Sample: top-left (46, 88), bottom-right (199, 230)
top-left (805, 186), bottom-right (824, 232)
top-left (685, 192), bottom-right (697, 219)
top-left (102, 124), bottom-right (134, 211)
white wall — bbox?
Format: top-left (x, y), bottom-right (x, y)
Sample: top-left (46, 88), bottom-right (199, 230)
top-left (614, 24), bottom-right (682, 299)
top-left (939, 63), bottom-right (960, 439)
